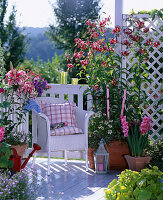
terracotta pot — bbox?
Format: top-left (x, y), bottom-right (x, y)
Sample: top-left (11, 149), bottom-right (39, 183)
top-left (88, 148), bottom-right (96, 169)
top-left (11, 143), bottom-right (28, 160)
top-left (106, 141), bottom-right (130, 170)
top-left (124, 155), bottom-right (152, 171)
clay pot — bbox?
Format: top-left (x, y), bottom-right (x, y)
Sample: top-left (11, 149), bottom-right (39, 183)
top-left (124, 155), bottom-right (152, 171)
top-left (88, 148), bottom-right (96, 169)
top-left (106, 141), bottom-right (130, 170)
top-left (11, 143), bottom-right (28, 160)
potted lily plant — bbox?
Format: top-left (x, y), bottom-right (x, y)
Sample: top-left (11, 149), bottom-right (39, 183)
top-left (66, 16), bottom-right (129, 169)
top-left (121, 115), bottom-right (152, 171)
top-left (0, 63), bottom-right (50, 160)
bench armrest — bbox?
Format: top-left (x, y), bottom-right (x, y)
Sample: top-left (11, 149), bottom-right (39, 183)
top-left (75, 107), bottom-right (94, 135)
top-left (32, 110), bottom-right (51, 151)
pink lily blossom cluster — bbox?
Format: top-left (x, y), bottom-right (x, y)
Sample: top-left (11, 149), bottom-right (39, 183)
top-left (66, 16), bottom-right (116, 72)
top-left (120, 115), bottom-right (129, 137)
top-left (112, 19), bottom-right (160, 58)
top-left (6, 69), bottom-right (35, 96)
top-left (140, 116), bottom-right (152, 135)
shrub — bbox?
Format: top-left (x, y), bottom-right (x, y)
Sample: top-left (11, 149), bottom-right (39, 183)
top-left (104, 166), bottom-right (163, 200)
top-left (0, 169), bottom-right (38, 200)
top-left (88, 111), bottom-right (124, 148)
top-left (146, 138), bottom-right (163, 171)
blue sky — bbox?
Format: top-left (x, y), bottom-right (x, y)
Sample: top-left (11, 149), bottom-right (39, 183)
top-left (6, 0), bottom-right (163, 27)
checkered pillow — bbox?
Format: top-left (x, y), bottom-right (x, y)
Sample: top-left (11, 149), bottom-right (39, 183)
top-left (41, 102), bottom-right (77, 127)
top-left (51, 126), bottom-right (83, 136)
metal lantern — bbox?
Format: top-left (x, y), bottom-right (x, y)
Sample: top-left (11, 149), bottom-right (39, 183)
top-left (94, 139), bottom-right (109, 174)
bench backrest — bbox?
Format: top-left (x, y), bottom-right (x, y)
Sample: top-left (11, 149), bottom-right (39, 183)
top-left (37, 84), bottom-right (92, 110)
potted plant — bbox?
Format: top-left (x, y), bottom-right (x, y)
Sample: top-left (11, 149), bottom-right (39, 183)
top-left (1, 66), bottom-right (50, 144)
top-left (120, 115), bottom-right (152, 171)
top-left (66, 16), bottom-right (130, 170)
top-left (4, 130), bottom-right (31, 160)
top-left (88, 111), bottom-right (130, 170)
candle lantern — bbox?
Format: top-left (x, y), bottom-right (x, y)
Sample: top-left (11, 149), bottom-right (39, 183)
top-left (94, 139), bottom-right (109, 174)
top-left (71, 78), bottom-right (78, 85)
top-left (60, 72), bottom-right (67, 84)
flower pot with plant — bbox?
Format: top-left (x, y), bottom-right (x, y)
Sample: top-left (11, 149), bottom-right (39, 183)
top-left (121, 115), bottom-right (152, 171)
top-left (66, 16), bottom-right (129, 170)
top-left (5, 130), bottom-right (31, 159)
top-left (88, 111), bottom-right (129, 170)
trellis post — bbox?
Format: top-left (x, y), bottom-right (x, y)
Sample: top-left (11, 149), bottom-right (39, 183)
top-left (115, 0), bottom-right (123, 27)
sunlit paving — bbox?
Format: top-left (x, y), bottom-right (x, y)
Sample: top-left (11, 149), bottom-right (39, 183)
top-left (25, 158), bottom-right (120, 200)
top-left (0, 0), bottom-right (162, 199)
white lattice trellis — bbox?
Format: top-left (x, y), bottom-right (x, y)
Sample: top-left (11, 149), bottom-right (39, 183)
top-left (122, 14), bottom-right (163, 141)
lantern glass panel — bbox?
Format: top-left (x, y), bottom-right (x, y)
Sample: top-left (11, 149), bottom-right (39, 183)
top-left (97, 155), bottom-right (105, 171)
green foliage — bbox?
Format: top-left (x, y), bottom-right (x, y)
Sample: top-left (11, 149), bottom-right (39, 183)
top-left (0, 1), bottom-right (27, 71)
top-left (126, 122), bottom-right (150, 157)
top-left (104, 166), bottom-right (163, 200)
top-left (47, 0), bottom-right (101, 52)
top-left (88, 112), bottom-right (113, 148)
top-left (146, 138), bottom-right (163, 171)
top-left (5, 131), bottom-right (31, 145)
top-left (150, 8), bottom-right (163, 20)
top-left (0, 40), bottom-right (6, 82)
top-left (130, 8), bottom-right (163, 20)
top-left (0, 142), bottom-right (13, 168)
top-left (88, 112), bottom-right (124, 148)
top-left (18, 55), bottom-right (65, 83)
top-left (0, 169), bottom-right (38, 199)
top-left (2, 88), bottom-right (28, 135)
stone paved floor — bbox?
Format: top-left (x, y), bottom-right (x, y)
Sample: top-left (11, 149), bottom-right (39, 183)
top-left (25, 158), bottom-right (121, 200)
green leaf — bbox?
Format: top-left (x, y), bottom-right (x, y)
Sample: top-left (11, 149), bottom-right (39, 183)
top-left (107, 179), bottom-right (117, 188)
top-left (3, 101), bottom-right (11, 108)
top-left (137, 189), bottom-right (152, 200)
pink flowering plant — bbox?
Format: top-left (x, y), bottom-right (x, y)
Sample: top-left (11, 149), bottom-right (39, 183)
top-left (120, 115), bottom-right (152, 157)
top-left (0, 65), bottom-right (50, 144)
top-left (3, 67), bottom-right (37, 135)
top-left (113, 16), bottom-right (161, 118)
top-left (66, 16), bottom-right (126, 132)
top-left (66, 16), bottom-right (128, 144)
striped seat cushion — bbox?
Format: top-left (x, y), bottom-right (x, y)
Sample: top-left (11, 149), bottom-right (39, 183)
top-left (51, 126), bottom-right (83, 136)
top-left (40, 102), bottom-right (77, 127)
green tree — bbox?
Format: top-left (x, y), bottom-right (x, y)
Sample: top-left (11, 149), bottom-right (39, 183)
top-left (47, 0), bottom-right (101, 52)
top-left (0, 0), bottom-right (27, 71)
top-left (0, 40), bottom-right (6, 82)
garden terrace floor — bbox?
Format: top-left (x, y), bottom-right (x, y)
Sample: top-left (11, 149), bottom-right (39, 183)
top-left (26, 158), bottom-right (121, 200)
